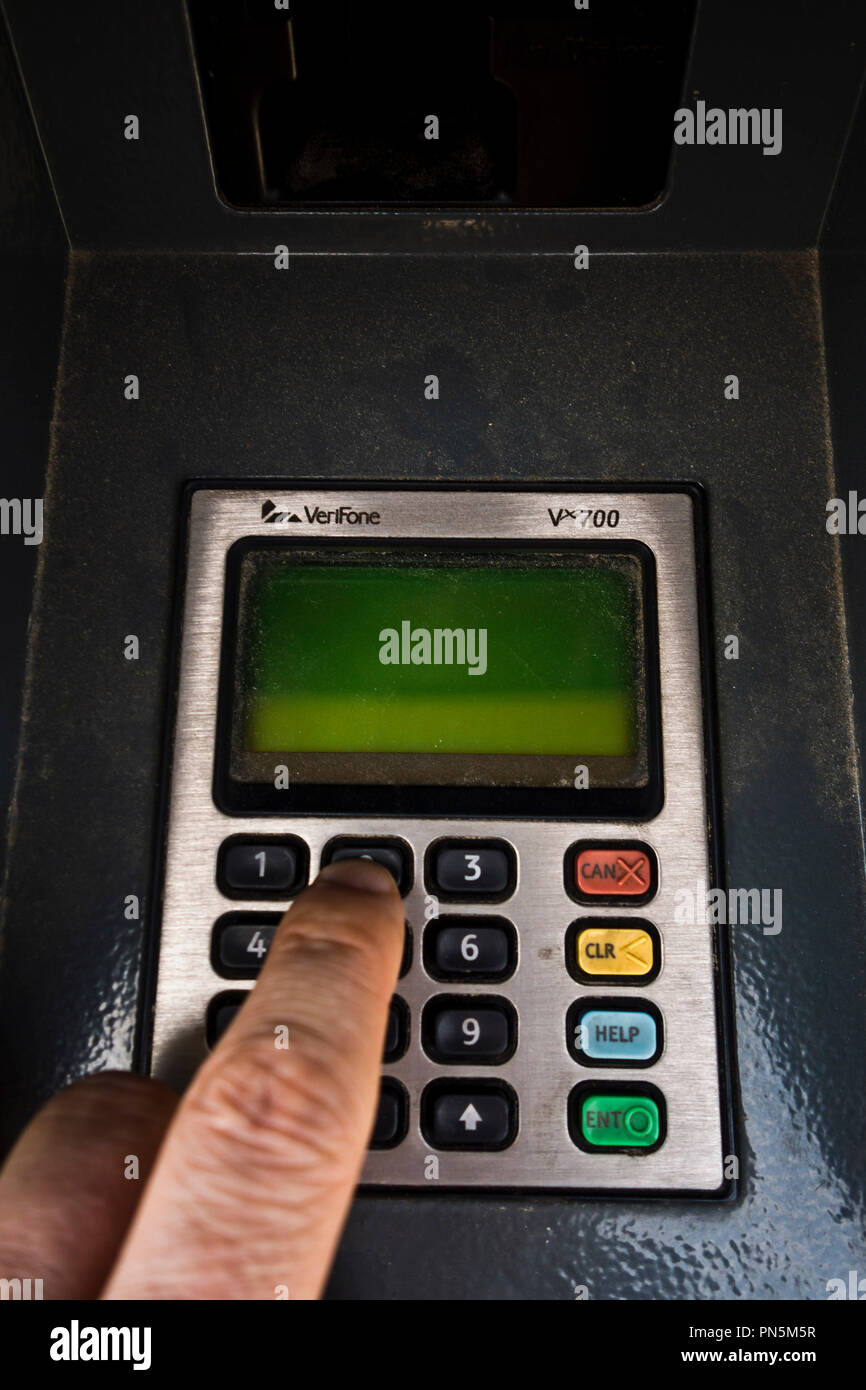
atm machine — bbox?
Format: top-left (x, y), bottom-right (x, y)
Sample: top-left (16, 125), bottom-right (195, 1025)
top-left (0, 0), bottom-right (864, 1304)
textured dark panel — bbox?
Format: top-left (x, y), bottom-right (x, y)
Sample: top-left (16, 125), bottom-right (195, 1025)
top-left (0, 13), bottom-right (66, 889)
top-left (3, 0), bottom-right (866, 252)
top-left (0, 250), bottom-right (862, 1297)
top-left (821, 71), bottom-right (866, 254)
top-left (821, 85), bottom-right (866, 863)
top-left (818, 98), bottom-right (866, 1324)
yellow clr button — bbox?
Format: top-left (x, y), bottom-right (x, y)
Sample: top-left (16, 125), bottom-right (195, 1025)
top-left (575, 925), bottom-right (657, 980)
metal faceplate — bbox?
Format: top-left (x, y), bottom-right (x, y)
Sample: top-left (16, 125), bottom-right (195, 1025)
top-left (148, 487), bottom-right (727, 1193)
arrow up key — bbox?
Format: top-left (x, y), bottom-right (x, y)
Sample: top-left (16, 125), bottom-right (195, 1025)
top-left (421, 1082), bottom-right (517, 1150)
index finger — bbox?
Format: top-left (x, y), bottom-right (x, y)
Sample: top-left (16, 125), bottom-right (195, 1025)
top-left (103, 858), bottom-right (403, 1301)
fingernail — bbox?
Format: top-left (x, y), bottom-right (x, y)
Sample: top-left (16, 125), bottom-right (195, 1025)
top-left (317, 859), bottom-right (396, 893)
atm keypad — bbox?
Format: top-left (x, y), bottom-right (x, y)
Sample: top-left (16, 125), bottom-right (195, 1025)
top-left (205, 835), bottom-right (667, 1160)
top-left (153, 486), bottom-right (724, 1192)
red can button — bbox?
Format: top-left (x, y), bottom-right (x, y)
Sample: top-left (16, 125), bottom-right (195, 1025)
top-left (569, 843), bottom-right (657, 903)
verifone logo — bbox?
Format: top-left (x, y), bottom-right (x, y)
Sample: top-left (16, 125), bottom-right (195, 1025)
top-left (261, 499), bottom-right (380, 525)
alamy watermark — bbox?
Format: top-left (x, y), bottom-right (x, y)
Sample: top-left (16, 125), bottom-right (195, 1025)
top-left (379, 621), bottom-right (488, 676)
top-left (0, 497), bottom-right (42, 545)
top-left (674, 101), bottom-right (782, 157)
top-left (1, 1276), bottom-right (43, 1299)
top-left (826, 1269), bottom-right (866, 1299)
top-left (674, 880), bottom-right (782, 935)
top-left (826, 491), bottom-right (866, 534)
top-left (50, 1321), bottom-right (151, 1370)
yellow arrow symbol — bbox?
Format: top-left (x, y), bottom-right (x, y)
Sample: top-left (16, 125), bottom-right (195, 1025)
top-left (622, 935), bottom-right (652, 970)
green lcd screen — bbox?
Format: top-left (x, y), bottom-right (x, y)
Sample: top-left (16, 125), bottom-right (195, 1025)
top-left (229, 548), bottom-right (649, 791)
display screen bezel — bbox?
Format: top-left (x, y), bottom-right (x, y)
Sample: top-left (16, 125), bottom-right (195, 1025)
top-left (213, 537), bottom-right (663, 819)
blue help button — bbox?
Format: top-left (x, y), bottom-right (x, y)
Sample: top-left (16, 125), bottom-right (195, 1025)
top-left (569, 1003), bottom-right (662, 1065)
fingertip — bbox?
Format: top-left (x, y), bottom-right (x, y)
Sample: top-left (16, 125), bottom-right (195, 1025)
top-left (316, 858), bottom-right (400, 895)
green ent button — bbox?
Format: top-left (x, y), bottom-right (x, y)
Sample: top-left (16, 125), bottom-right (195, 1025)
top-left (580, 1094), bottom-right (660, 1148)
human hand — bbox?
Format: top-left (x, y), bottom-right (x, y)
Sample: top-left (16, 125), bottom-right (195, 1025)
top-left (0, 859), bottom-right (403, 1300)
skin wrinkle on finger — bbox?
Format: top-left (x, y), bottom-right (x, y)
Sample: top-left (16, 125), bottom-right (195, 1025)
top-left (150, 1135), bottom-right (361, 1224)
top-left (267, 931), bottom-right (390, 1004)
top-left (229, 886), bottom-right (400, 1051)
top-left (257, 905), bottom-right (398, 999)
top-left (215, 996), bottom-right (384, 1076)
top-left (185, 1047), bottom-right (373, 1174)
top-left (117, 1147), bottom-right (361, 1278)
top-left (101, 1053), bottom-right (373, 1293)
top-left (198, 891), bottom-right (401, 1133)
top-left (119, 1100), bottom-right (366, 1257)
top-left (248, 937), bottom-right (393, 1043)
top-left (99, 1142), bottom-right (367, 1301)
top-left (208, 907), bottom-right (400, 1126)
top-left (216, 1006), bottom-right (384, 1077)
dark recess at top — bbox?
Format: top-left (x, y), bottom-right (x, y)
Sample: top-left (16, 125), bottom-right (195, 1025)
top-left (190, 0), bottom-right (697, 209)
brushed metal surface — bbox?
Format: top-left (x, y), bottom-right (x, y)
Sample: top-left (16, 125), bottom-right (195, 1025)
top-left (149, 488), bottom-right (726, 1192)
